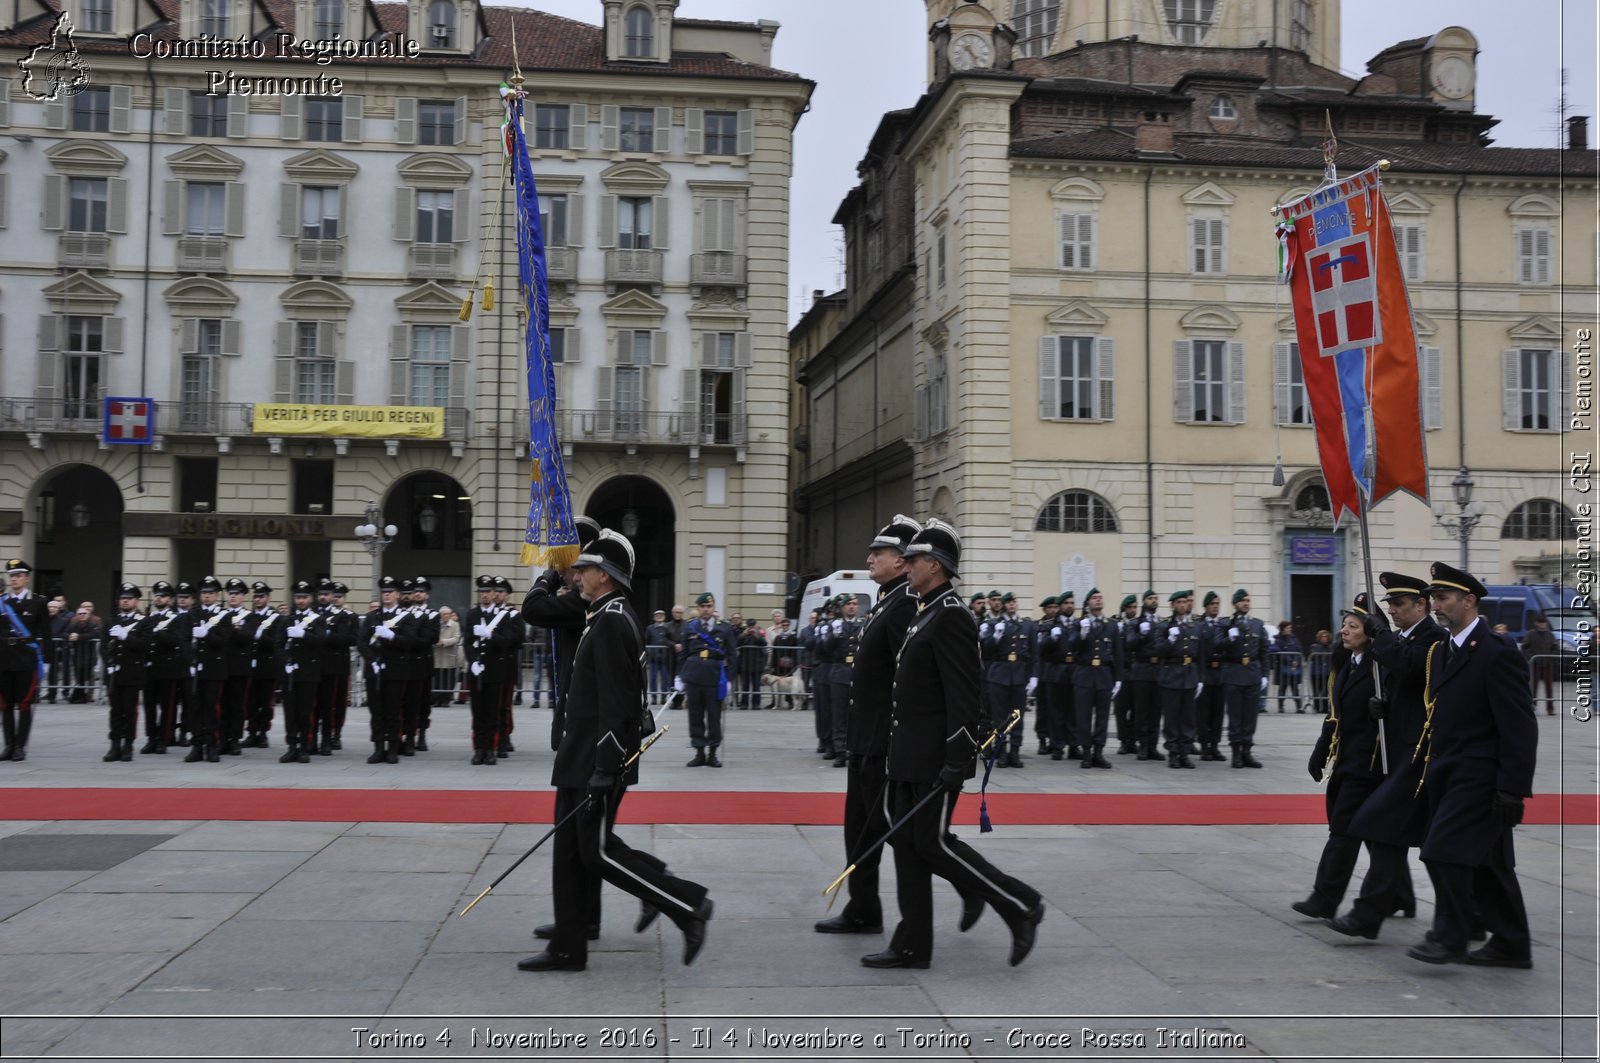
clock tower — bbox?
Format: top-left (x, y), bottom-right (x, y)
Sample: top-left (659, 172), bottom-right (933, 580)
top-left (925, 0), bottom-right (1015, 85)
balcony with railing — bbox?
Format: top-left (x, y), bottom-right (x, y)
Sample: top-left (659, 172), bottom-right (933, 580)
top-left (177, 236), bottom-right (229, 273)
top-left (0, 399), bottom-right (471, 443)
top-left (59, 233), bottom-right (111, 269)
top-left (512, 408), bottom-right (748, 450)
top-left (690, 251), bottom-right (746, 293)
top-left (546, 246), bottom-right (577, 283)
top-left (408, 243), bottom-right (458, 280)
top-left (293, 239), bottom-right (344, 277)
top-left (604, 249), bottom-right (663, 292)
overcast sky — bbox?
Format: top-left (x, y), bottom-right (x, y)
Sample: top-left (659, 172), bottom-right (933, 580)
top-left (485, 0), bottom-right (1598, 322)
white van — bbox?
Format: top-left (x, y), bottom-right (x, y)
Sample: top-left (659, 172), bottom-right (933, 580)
top-left (798, 570), bottom-right (879, 632)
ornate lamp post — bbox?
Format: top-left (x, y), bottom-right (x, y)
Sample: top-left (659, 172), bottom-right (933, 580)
top-left (352, 499), bottom-right (398, 602)
top-left (1434, 466), bottom-right (1485, 569)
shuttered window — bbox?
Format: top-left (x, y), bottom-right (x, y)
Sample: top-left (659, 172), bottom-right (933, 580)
top-left (1190, 215), bottom-right (1225, 273)
top-left (1514, 226), bottom-right (1552, 285)
top-left (1272, 341), bottom-right (1310, 426)
top-left (1395, 223), bottom-right (1424, 281)
top-left (1058, 211), bottom-right (1093, 270)
top-left (410, 325), bottom-right (451, 406)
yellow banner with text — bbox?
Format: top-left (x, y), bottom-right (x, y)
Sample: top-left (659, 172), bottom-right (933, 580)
top-left (252, 403), bottom-right (445, 439)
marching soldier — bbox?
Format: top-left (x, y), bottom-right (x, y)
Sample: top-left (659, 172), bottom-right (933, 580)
top-left (1123, 591), bottom-right (1162, 757)
top-left (244, 581), bottom-right (283, 748)
top-left (102, 584), bottom-right (153, 762)
top-left (1155, 590), bottom-right (1208, 768)
top-left (316, 581), bottom-right (359, 753)
top-left (0, 559), bottom-right (50, 761)
top-left (142, 581), bottom-right (187, 754)
top-left (519, 530), bottom-right (714, 973)
top-left (982, 592), bottom-right (1032, 769)
top-left (863, 519), bottom-right (1043, 970)
top-left (186, 576), bottom-right (229, 763)
top-left (1331, 571), bottom-right (1442, 938)
top-left (521, 516), bottom-right (603, 758)
top-left (820, 593), bottom-right (863, 768)
top-left (277, 580), bottom-right (327, 764)
top-left (1066, 588), bottom-right (1123, 770)
top-left (677, 592), bottom-right (732, 767)
top-left (1220, 589), bottom-right (1271, 768)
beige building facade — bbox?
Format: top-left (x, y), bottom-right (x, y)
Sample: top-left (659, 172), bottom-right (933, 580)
top-left (798, 0), bottom-right (1593, 637)
top-left (0, 0), bottom-right (810, 615)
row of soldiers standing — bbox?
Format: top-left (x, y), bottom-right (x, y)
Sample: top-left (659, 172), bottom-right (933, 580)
top-left (972, 586), bottom-right (1274, 770)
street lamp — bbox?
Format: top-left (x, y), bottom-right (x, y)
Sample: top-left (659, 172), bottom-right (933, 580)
top-left (352, 499), bottom-right (398, 602)
top-left (1434, 465), bottom-right (1486, 569)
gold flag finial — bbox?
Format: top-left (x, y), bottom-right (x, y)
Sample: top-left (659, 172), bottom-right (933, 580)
top-left (510, 20), bottom-right (524, 89)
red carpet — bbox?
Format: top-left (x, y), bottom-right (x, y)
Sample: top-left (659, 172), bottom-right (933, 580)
top-left (0, 788), bottom-right (1591, 825)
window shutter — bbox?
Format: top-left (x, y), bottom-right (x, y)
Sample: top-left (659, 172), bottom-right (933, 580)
top-left (1038, 336), bottom-right (1058, 420)
top-left (179, 318), bottom-right (198, 355)
top-left (1404, 224), bottom-right (1423, 280)
top-left (0, 173), bottom-right (6, 229)
top-left (607, 328), bottom-right (621, 365)
top-left (1079, 213), bottom-right (1095, 270)
top-left (281, 97), bottom-right (303, 140)
top-left (279, 183), bottom-right (299, 238)
top-left (1095, 336), bottom-right (1115, 420)
top-left (318, 321), bottom-right (338, 359)
top-left (596, 365), bottom-right (613, 434)
top-left (204, 354), bottom-right (221, 404)
top-left (221, 319), bottom-right (241, 356)
top-left (224, 182), bottom-right (245, 238)
top-left (736, 109), bottom-right (754, 155)
top-left (653, 106), bottom-right (672, 151)
top-left (42, 97), bottom-right (66, 130)
top-left (651, 330), bottom-right (668, 367)
top-left (1190, 218), bottom-right (1206, 272)
top-left (342, 95), bottom-right (364, 142)
top-left (699, 332), bottom-right (716, 368)
top-left (388, 325), bottom-right (410, 403)
top-left (163, 180), bottom-right (183, 236)
top-left (685, 108), bottom-right (704, 154)
top-left (227, 95), bottom-right (249, 138)
top-left (452, 97), bottom-right (467, 145)
top-left (164, 87), bottom-right (187, 135)
top-left (652, 196), bottom-right (670, 250)
top-left (1227, 340), bottom-right (1246, 423)
top-left (106, 178), bottom-right (128, 233)
top-left (1501, 349), bottom-right (1520, 430)
top-left (681, 368), bottom-right (699, 435)
top-left (42, 175), bottom-right (64, 230)
top-left (1559, 347), bottom-right (1574, 426)
top-left (274, 322), bottom-right (294, 402)
top-left (732, 367), bottom-right (747, 442)
top-left (568, 104), bottom-right (587, 149)
top-left (0, 79), bottom-right (9, 126)
top-left (394, 97), bottom-right (417, 144)
top-left (1420, 346), bottom-right (1443, 429)
top-left (37, 315), bottom-right (59, 401)
top-left (1272, 341), bottom-right (1293, 426)
top-left (336, 184), bottom-right (348, 239)
top-left (393, 187), bottom-right (415, 241)
top-left (109, 85), bottom-right (131, 133)
top-left (735, 332), bottom-right (752, 368)
top-left (1534, 228), bottom-right (1551, 284)
top-left (566, 194), bottom-right (583, 246)
top-left (640, 366), bottom-right (653, 415)
top-left (448, 358), bottom-right (467, 410)
top-left (598, 195), bottom-right (616, 248)
top-left (98, 316), bottom-right (122, 353)
top-left (600, 104), bottom-right (619, 151)
top-left (335, 359), bottom-right (354, 404)
top-left (1173, 340), bottom-right (1193, 422)
top-left (914, 384), bottom-right (928, 440)
top-left (452, 189), bottom-right (470, 242)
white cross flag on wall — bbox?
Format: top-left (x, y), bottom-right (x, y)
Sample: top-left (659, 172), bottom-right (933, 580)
top-left (102, 397), bottom-right (154, 446)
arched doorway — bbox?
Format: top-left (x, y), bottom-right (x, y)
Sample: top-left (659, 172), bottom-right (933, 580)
top-left (382, 471), bottom-right (473, 612)
top-left (33, 464), bottom-right (125, 610)
top-left (586, 476), bottom-right (676, 614)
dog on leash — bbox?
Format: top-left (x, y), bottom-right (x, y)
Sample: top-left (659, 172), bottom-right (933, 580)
top-left (761, 671), bottom-right (806, 709)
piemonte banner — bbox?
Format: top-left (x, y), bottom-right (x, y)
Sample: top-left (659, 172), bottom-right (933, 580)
top-left (1279, 164), bottom-right (1430, 523)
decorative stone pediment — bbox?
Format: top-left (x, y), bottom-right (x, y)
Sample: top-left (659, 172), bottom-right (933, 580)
top-left (1386, 190), bottom-right (1434, 214)
top-left (164, 276), bottom-right (238, 313)
top-left (921, 319), bottom-right (949, 348)
top-left (44, 139), bottom-right (127, 175)
top-left (1275, 186), bottom-right (1315, 212)
top-left (1181, 181), bottom-right (1236, 207)
top-left (1507, 193), bottom-right (1559, 217)
top-left (600, 288), bottom-right (667, 322)
top-left (1508, 315), bottom-right (1560, 344)
top-left (1045, 298), bottom-right (1108, 330)
top-left (1049, 177), bottom-right (1104, 203)
top-left (394, 281), bottom-right (462, 317)
top-left (1178, 303), bottom-right (1242, 333)
top-left (43, 271), bottom-right (121, 313)
top-left (280, 279), bottom-right (354, 316)
top-left (396, 152), bottom-right (473, 187)
top-left (167, 144), bottom-right (245, 179)
top-left (600, 160), bottom-right (670, 194)
top-left (282, 148), bottom-right (359, 183)
top-left (1412, 312), bottom-right (1438, 339)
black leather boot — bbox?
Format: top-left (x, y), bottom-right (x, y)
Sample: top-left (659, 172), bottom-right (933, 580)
top-left (1239, 745), bottom-right (1263, 768)
top-left (103, 740), bottom-right (121, 762)
top-left (1231, 745), bottom-right (1244, 768)
top-left (1089, 746), bottom-right (1112, 769)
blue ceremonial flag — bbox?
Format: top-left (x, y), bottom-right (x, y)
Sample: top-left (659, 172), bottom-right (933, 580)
top-left (502, 86), bottom-right (579, 569)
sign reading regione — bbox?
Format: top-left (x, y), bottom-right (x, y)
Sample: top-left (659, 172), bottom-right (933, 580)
top-left (103, 397), bottom-right (154, 445)
top-left (252, 403), bottom-right (445, 440)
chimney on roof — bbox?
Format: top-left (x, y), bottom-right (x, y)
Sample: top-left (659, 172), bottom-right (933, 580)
top-left (812, 289), bottom-right (825, 302)
top-left (1568, 115), bottom-right (1588, 151)
top-left (1135, 111), bottom-right (1173, 154)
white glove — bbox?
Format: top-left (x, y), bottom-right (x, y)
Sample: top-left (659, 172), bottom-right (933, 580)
top-left (1168, 626), bottom-right (1180, 639)
top-left (1195, 682), bottom-right (1205, 696)
top-left (1228, 626), bottom-right (1241, 639)
top-left (189, 665), bottom-right (198, 678)
top-left (1260, 676), bottom-right (1269, 693)
top-left (674, 676), bottom-right (686, 692)
top-left (1111, 681), bottom-right (1122, 697)
top-left (373, 626), bottom-right (395, 641)
top-left (284, 661), bottom-right (298, 674)
top-left (994, 620), bottom-right (1006, 635)
top-left (470, 660), bottom-right (485, 676)
top-left (109, 625), bottom-right (128, 640)
top-left (832, 619), bottom-right (843, 634)
top-left (473, 624), bottom-right (489, 638)
top-left (287, 625), bottom-right (305, 639)
top-left (1079, 618), bottom-right (1092, 634)
top-left (979, 623), bottom-right (990, 638)
top-left (1025, 677), bottom-right (1038, 696)
top-left (1140, 622), bottom-right (1151, 634)
top-left (192, 630), bottom-right (204, 641)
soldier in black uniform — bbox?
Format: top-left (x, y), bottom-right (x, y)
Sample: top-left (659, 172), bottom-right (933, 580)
top-left (277, 580), bottom-right (327, 764)
top-left (241, 581), bottom-right (282, 748)
top-left (316, 580), bottom-right (359, 754)
top-left (405, 577), bottom-right (442, 751)
top-left (217, 578), bottom-right (256, 755)
top-left (0, 559), bottom-right (50, 761)
top-left (1065, 589), bottom-right (1123, 769)
top-left (187, 576), bottom-right (229, 763)
top-left (521, 516), bottom-right (603, 758)
top-left (862, 520), bottom-right (1043, 970)
top-left (168, 582), bottom-right (199, 748)
top-left (102, 584), bottom-right (153, 762)
top-left (1123, 591), bottom-right (1162, 757)
top-left (518, 530), bottom-right (713, 973)
top-left (1219, 589), bottom-right (1270, 768)
top-left (1194, 591), bottom-right (1225, 757)
top-left (469, 575), bottom-right (527, 764)
top-left (366, 576), bottom-right (425, 764)
top-left (677, 592), bottom-right (732, 767)
top-left (1331, 571), bottom-right (1442, 937)
top-left (1031, 597), bottom-right (1063, 758)
top-left (809, 596), bottom-right (840, 758)
top-left (1402, 563), bottom-right (1538, 968)
top-left (142, 581), bottom-right (187, 754)
top-left (1155, 590), bottom-right (1208, 768)
top-left (820, 593), bottom-right (863, 767)
top-left (982, 592), bottom-right (1032, 769)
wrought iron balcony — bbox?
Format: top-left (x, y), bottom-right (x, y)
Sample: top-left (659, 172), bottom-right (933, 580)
top-left (604, 248), bottom-right (663, 291)
top-left (513, 408), bottom-right (747, 449)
